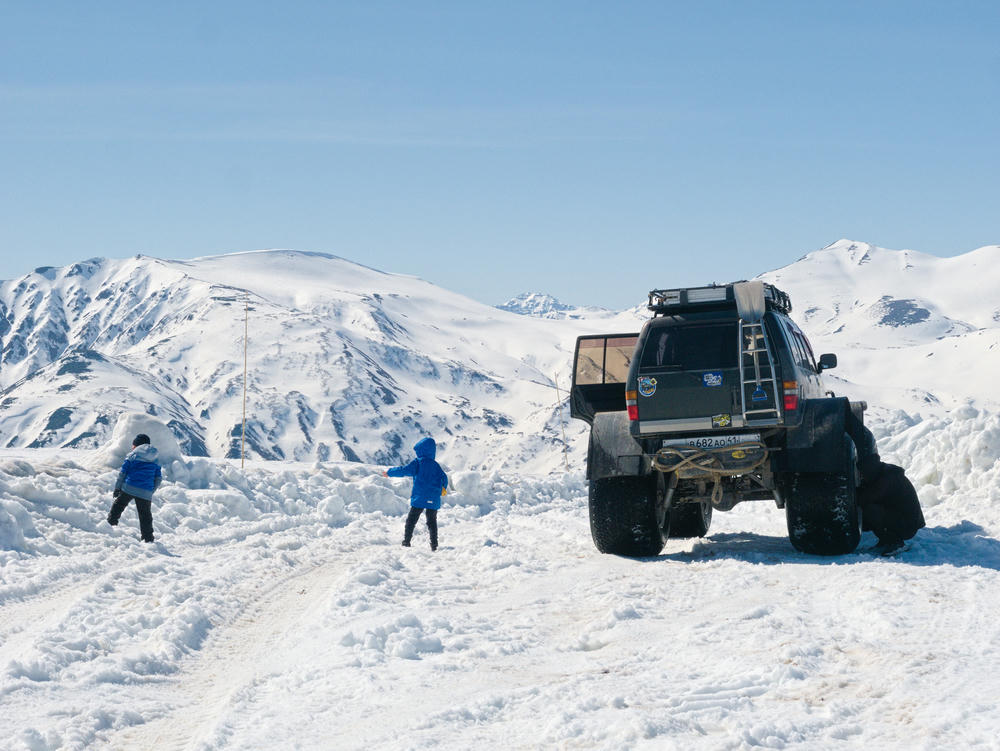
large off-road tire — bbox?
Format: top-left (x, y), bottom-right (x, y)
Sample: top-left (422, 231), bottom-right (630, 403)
top-left (589, 474), bottom-right (667, 556)
top-left (784, 434), bottom-right (861, 555)
top-left (668, 500), bottom-right (713, 538)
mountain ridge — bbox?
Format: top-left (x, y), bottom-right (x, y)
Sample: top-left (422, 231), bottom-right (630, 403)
top-left (0, 250), bottom-right (641, 470)
top-left (1, 241), bottom-right (997, 467)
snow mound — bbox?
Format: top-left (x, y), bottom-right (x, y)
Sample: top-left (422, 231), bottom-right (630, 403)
top-left (89, 413), bottom-right (184, 472)
top-left (873, 405), bottom-right (1000, 507)
top-left (0, 450), bottom-right (582, 559)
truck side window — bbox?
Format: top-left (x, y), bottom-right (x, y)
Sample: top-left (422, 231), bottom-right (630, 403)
top-left (796, 330), bottom-right (819, 372)
top-left (779, 319), bottom-right (808, 371)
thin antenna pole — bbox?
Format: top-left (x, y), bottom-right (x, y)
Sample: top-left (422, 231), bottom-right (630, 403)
top-left (241, 295), bottom-right (248, 469)
top-left (554, 374), bottom-right (570, 472)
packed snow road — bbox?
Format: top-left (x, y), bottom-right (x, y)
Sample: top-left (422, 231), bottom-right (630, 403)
top-left (2, 448), bottom-right (1000, 750)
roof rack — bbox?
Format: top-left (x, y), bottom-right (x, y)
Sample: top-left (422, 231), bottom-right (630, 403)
top-left (647, 282), bottom-right (792, 316)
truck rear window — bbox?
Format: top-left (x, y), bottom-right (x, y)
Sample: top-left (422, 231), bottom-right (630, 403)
top-left (639, 323), bottom-right (738, 371)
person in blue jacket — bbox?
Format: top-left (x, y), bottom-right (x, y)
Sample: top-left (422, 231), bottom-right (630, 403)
top-left (383, 437), bottom-right (448, 551)
top-left (107, 433), bottom-right (163, 543)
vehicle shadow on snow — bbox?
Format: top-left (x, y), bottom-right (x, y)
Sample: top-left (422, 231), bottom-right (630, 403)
top-left (648, 521), bottom-right (1000, 571)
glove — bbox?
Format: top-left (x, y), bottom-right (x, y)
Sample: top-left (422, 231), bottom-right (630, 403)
top-left (113, 489), bottom-right (121, 500)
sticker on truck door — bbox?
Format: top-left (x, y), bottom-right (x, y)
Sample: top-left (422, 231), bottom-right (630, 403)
top-left (702, 371), bottom-right (723, 387)
top-left (712, 413), bottom-right (732, 428)
top-left (638, 376), bottom-right (657, 397)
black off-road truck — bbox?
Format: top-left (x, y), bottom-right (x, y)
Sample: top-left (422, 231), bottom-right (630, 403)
top-left (570, 281), bottom-right (874, 557)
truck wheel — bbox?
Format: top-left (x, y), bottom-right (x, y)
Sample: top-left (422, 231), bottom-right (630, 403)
top-left (589, 475), bottom-right (667, 556)
top-left (784, 434), bottom-right (861, 555)
top-left (668, 501), bottom-right (712, 538)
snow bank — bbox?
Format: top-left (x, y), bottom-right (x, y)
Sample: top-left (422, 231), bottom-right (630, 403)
top-left (2, 404), bottom-right (994, 560)
top-left (871, 405), bottom-right (1000, 508)
top-left (2, 405), bottom-right (994, 561)
top-left (0, 450), bottom-right (582, 560)
top-left (449, 470), bottom-right (585, 512)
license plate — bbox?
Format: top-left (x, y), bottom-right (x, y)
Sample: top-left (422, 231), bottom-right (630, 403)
top-left (662, 433), bottom-right (761, 450)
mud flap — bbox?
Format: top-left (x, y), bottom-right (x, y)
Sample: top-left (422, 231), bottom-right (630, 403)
top-left (587, 412), bottom-right (643, 480)
top-left (777, 397), bottom-right (851, 474)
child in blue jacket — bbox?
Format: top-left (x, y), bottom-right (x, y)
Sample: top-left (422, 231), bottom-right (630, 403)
top-left (107, 433), bottom-right (162, 542)
top-left (383, 437), bottom-right (448, 551)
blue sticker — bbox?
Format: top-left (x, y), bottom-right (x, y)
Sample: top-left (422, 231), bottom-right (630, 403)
top-left (752, 386), bottom-right (768, 402)
top-left (638, 376), bottom-right (657, 397)
top-left (703, 371), bottom-right (723, 387)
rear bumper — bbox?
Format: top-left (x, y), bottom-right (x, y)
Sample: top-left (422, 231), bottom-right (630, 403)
top-left (637, 415), bottom-right (782, 434)
top-left (651, 441), bottom-right (769, 479)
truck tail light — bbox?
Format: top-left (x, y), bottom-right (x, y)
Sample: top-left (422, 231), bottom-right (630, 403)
top-left (626, 390), bottom-right (638, 421)
top-left (782, 381), bottom-right (799, 411)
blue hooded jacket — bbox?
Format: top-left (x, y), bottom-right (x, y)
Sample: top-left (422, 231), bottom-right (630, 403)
top-left (387, 437), bottom-right (448, 510)
top-left (114, 444), bottom-right (163, 501)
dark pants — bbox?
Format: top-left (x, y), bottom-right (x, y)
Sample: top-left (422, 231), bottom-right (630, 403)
top-left (108, 492), bottom-right (155, 542)
top-left (404, 507), bottom-right (438, 548)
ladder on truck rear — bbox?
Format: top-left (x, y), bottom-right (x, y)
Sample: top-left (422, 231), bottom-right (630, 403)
top-left (739, 321), bottom-right (781, 425)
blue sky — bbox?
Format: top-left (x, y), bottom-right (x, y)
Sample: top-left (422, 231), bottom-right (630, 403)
top-left (1, 1), bottom-right (997, 309)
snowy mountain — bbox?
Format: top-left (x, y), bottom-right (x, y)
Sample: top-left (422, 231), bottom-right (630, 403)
top-left (496, 292), bottom-right (614, 320)
top-left (1, 240), bottom-right (997, 471)
top-left (0, 252), bottom-right (640, 471)
top-left (757, 239), bottom-right (1000, 415)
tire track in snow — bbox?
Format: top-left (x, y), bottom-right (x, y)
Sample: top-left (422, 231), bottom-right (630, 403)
top-left (105, 558), bottom-right (344, 751)
top-left (0, 545), bottom-right (174, 682)
top-left (0, 580), bottom-right (97, 673)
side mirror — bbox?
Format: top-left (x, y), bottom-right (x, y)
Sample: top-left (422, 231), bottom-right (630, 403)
top-left (818, 353), bottom-right (837, 371)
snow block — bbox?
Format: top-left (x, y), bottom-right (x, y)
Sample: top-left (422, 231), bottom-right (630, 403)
top-left (88, 412), bottom-right (184, 475)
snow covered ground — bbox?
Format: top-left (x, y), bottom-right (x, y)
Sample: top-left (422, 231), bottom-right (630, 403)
top-left (2, 404), bottom-right (1000, 750)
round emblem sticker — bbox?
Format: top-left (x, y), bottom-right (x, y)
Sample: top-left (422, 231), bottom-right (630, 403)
top-left (638, 376), bottom-right (657, 397)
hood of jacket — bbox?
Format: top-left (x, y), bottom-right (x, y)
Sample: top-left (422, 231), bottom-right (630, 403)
top-left (413, 437), bottom-right (436, 460)
top-left (128, 444), bottom-right (159, 463)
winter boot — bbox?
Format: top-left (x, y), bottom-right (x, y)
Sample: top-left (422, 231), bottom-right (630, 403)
top-left (874, 536), bottom-right (905, 556)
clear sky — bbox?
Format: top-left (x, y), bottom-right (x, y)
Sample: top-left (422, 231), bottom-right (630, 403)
top-left (1, 1), bottom-right (997, 309)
